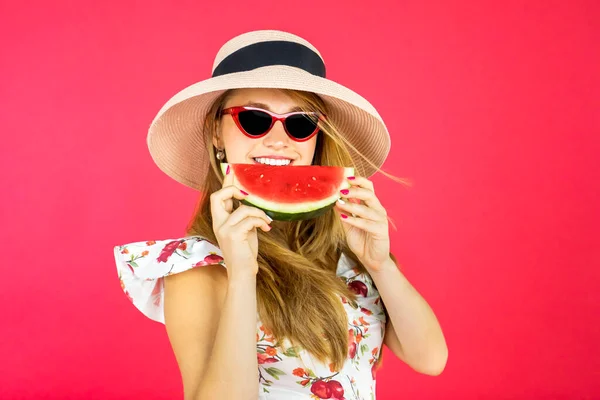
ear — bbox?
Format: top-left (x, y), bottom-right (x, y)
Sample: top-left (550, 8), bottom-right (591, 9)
top-left (212, 134), bottom-right (220, 149)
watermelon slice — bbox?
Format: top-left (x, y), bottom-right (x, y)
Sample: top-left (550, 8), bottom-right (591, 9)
top-left (220, 163), bottom-right (354, 221)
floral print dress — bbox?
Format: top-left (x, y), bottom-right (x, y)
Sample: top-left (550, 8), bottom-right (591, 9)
top-left (114, 236), bottom-right (387, 400)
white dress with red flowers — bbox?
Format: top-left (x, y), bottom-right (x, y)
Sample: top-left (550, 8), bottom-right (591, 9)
top-left (114, 236), bottom-right (386, 400)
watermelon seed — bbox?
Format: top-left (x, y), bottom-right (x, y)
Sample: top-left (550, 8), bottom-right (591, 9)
top-left (260, 174), bottom-right (264, 178)
top-left (312, 176), bottom-right (316, 180)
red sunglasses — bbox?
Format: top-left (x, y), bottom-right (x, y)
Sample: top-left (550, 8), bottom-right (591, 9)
top-left (221, 106), bottom-right (324, 142)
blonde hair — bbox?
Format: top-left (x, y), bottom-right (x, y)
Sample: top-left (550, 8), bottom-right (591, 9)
top-left (186, 88), bottom-right (410, 370)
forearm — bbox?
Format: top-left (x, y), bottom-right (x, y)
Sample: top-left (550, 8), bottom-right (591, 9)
top-left (197, 270), bottom-right (259, 400)
top-left (370, 258), bottom-right (447, 372)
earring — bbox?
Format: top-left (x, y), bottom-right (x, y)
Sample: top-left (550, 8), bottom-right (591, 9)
top-left (216, 149), bottom-right (225, 160)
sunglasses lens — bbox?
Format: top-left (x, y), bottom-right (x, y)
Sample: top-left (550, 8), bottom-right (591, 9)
top-left (285, 114), bottom-right (319, 140)
top-left (237, 109), bottom-right (273, 136)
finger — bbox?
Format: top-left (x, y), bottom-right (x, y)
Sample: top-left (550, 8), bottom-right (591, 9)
top-left (335, 198), bottom-right (383, 221)
top-left (222, 164), bottom-right (234, 188)
top-left (347, 176), bottom-right (375, 193)
top-left (210, 186), bottom-right (250, 229)
top-left (227, 204), bottom-right (273, 227)
top-left (338, 212), bottom-right (383, 233)
top-left (229, 216), bottom-right (272, 235)
top-left (340, 187), bottom-right (385, 213)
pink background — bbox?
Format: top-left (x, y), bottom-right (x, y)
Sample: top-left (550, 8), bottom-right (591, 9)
top-left (1, 1), bottom-right (599, 399)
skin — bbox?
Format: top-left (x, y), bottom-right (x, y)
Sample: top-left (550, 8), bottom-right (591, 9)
top-left (212, 88), bottom-right (318, 167)
top-left (210, 87), bottom-right (448, 375)
top-left (165, 87), bottom-right (447, 399)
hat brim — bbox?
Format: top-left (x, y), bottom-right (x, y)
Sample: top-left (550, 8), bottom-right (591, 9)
top-left (147, 65), bottom-right (391, 190)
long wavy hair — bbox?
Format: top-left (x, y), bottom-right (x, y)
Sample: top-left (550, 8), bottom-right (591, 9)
top-left (186, 88), bottom-right (409, 370)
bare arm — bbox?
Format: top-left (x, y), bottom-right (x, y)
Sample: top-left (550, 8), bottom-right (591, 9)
top-left (164, 264), bottom-right (260, 400)
top-left (374, 258), bottom-right (448, 376)
top-left (164, 165), bottom-right (270, 399)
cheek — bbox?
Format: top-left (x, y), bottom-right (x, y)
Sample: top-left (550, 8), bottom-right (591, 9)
top-left (304, 137), bottom-right (318, 160)
top-left (220, 123), bottom-right (255, 162)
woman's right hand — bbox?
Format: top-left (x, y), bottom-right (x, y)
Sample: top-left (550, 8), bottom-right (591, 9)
top-left (210, 166), bottom-right (272, 278)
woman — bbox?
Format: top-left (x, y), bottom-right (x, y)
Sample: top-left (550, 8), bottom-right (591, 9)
top-left (114, 30), bottom-right (448, 400)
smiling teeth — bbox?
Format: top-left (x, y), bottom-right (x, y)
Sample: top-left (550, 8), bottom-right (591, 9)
top-left (255, 158), bottom-right (291, 166)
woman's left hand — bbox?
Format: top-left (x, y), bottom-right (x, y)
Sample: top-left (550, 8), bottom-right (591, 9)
top-left (334, 176), bottom-right (391, 272)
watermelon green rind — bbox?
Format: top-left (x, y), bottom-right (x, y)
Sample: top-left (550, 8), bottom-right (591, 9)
top-left (219, 163), bottom-right (354, 221)
top-left (241, 199), bottom-right (337, 221)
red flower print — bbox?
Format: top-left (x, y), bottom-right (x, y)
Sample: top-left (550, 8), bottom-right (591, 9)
top-left (141, 250), bottom-right (149, 257)
top-left (120, 248), bottom-right (129, 254)
top-left (328, 380), bottom-right (344, 399)
top-left (360, 307), bottom-right (372, 315)
top-left (146, 240), bottom-right (156, 245)
top-left (372, 347), bottom-right (379, 356)
top-left (259, 325), bottom-right (273, 336)
top-left (256, 352), bottom-right (278, 364)
top-left (348, 280), bottom-right (368, 297)
top-left (358, 316), bottom-right (368, 326)
top-left (178, 242), bottom-right (187, 251)
top-left (310, 380), bottom-right (331, 399)
top-left (293, 368), bottom-right (305, 377)
top-left (151, 279), bottom-right (163, 306)
top-left (300, 379), bottom-right (310, 386)
top-left (151, 279), bottom-right (163, 296)
top-left (356, 333), bottom-right (363, 344)
top-left (372, 362), bottom-right (377, 380)
top-left (348, 329), bottom-right (357, 358)
top-left (348, 342), bottom-right (357, 359)
top-left (193, 254), bottom-right (224, 268)
top-left (265, 346), bottom-right (277, 356)
top-left (204, 254), bottom-right (223, 264)
top-left (156, 240), bottom-right (182, 263)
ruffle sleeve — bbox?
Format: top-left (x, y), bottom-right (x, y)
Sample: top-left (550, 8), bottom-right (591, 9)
top-left (113, 235), bottom-right (226, 324)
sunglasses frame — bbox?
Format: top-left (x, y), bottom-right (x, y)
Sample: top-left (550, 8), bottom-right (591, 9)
top-left (221, 106), bottom-right (325, 142)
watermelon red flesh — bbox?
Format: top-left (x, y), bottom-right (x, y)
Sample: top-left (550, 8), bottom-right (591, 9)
top-left (230, 164), bottom-right (347, 204)
top-left (220, 163), bottom-right (353, 221)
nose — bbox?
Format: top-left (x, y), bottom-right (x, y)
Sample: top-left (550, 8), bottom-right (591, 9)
top-left (262, 120), bottom-right (290, 148)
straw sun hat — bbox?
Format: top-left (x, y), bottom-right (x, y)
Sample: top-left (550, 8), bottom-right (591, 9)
top-left (147, 30), bottom-right (391, 190)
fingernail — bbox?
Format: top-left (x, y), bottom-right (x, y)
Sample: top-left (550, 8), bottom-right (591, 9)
top-left (338, 198), bottom-right (346, 204)
top-left (340, 214), bottom-right (348, 219)
top-left (226, 165), bottom-right (230, 175)
top-left (340, 189), bottom-right (349, 195)
top-left (240, 190), bottom-right (248, 195)
top-left (266, 215), bottom-right (273, 222)
top-left (348, 176), bottom-right (355, 180)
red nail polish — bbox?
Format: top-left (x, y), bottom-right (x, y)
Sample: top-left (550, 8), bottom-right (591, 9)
top-left (348, 176), bottom-right (355, 180)
top-left (340, 214), bottom-right (348, 219)
top-left (240, 190), bottom-right (248, 195)
top-left (340, 189), bottom-right (349, 195)
top-left (226, 165), bottom-right (230, 175)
